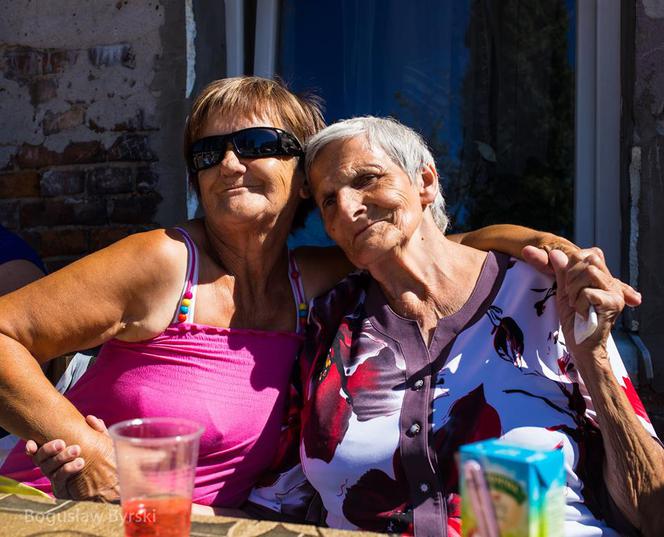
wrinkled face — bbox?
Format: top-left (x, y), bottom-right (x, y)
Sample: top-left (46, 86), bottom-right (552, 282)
top-left (309, 136), bottom-right (425, 268)
top-left (196, 113), bottom-right (303, 226)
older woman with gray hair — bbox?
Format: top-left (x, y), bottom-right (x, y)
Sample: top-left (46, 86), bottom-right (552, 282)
top-left (249, 116), bottom-right (664, 536)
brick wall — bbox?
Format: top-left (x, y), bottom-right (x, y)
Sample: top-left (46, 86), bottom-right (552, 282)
top-left (0, 2), bottom-right (186, 271)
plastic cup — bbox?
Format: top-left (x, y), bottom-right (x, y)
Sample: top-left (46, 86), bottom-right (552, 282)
top-left (109, 418), bottom-right (204, 537)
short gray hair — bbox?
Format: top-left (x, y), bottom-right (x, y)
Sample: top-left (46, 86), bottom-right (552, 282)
top-left (305, 116), bottom-right (448, 232)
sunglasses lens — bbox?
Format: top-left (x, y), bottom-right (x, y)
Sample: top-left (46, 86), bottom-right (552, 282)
top-left (192, 150), bottom-right (223, 171)
top-left (234, 129), bottom-right (281, 156)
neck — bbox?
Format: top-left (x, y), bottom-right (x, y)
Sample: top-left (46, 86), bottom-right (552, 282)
top-left (366, 217), bottom-right (487, 321)
top-left (202, 212), bottom-right (292, 295)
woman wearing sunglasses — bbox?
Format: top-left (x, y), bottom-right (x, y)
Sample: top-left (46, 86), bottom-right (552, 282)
top-left (0, 77), bottom-right (625, 506)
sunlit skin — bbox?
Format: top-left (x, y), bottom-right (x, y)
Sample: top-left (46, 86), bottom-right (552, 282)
top-left (308, 133), bottom-right (664, 536)
top-left (309, 135), bottom-right (488, 335)
top-left (309, 136), bottom-right (436, 270)
top-left (196, 115), bottom-right (304, 233)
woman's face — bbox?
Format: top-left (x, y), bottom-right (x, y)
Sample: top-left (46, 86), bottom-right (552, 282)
top-left (309, 135), bottom-right (426, 268)
top-left (196, 113), bottom-right (303, 228)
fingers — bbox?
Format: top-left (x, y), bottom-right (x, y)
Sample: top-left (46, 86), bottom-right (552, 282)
top-left (51, 458), bottom-right (86, 494)
top-left (85, 415), bottom-right (109, 435)
top-left (548, 249), bottom-right (569, 297)
top-left (521, 245), bottom-right (553, 274)
top-left (566, 263), bottom-right (614, 314)
top-left (38, 444), bottom-right (83, 477)
top-left (579, 287), bottom-right (624, 324)
top-left (29, 439), bottom-right (66, 465)
top-left (25, 440), bottom-right (38, 456)
top-left (620, 281), bottom-right (642, 307)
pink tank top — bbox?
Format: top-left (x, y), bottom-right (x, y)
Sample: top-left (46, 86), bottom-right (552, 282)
top-left (0, 228), bottom-right (306, 507)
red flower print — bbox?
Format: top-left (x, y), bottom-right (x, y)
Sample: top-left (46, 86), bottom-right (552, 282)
top-left (434, 384), bottom-right (502, 491)
top-left (486, 306), bottom-right (525, 368)
top-left (622, 376), bottom-right (651, 423)
top-left (303, 317), bottom-right (402, 463)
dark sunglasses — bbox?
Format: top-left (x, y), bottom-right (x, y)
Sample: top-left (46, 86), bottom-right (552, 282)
top-left (188, 127), bottom-right (304, 172)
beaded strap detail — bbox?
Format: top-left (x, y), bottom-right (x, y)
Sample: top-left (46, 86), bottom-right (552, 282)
top-left (288, 251), bottom-right (308, 334)
top-left (173, 227), bottom-right (198, 324)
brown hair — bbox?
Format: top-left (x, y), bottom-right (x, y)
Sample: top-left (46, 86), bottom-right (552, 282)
top-left (183, 77), bottom-right (325, 229)
top-left (184, 76), bottom-right (325, 190)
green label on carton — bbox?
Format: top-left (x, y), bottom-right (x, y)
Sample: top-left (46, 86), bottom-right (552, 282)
top-left (485, 472), bottom-right (527, 505)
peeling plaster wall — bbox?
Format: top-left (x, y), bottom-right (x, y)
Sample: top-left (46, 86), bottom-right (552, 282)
top-left (0, 1), bottom-right (186, 269)
top-left (632, 0), bottom-right (664, 395)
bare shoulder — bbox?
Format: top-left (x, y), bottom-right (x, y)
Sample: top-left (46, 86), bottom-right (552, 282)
top-left (293, 246), bottom-right (354, 300)
top-left (0, 227), bottom-right (191, 360)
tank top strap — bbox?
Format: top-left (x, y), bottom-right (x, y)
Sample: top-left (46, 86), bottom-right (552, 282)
top-left (171, 226), bottom-right (199, 325)
top-left (287, 250), bottom-right (308, 335)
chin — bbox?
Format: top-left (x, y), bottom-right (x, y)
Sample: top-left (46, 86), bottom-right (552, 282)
top-left (211, 197), bottom-right (273, 222)
top-left (348, 243), bottom-right (394, 269)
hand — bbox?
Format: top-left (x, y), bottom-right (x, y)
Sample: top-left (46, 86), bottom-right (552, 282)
top-left (548, 248), bottom-right (625, 363)
top-left (522, 245), bottom-right (641, 308)
top-left (26, 415), bottom-right (118, 501)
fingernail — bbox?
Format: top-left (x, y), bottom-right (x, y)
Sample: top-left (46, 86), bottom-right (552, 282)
top-left (67, 446), bottom-right (80, 457)
top-left (74, 458), bottom-right (84, 469)
top-left (54, 440), bottom-right (65, 450)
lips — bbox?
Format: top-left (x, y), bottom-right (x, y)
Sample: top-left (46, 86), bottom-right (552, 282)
top-left (221, 184), bottom-right (258, 193)
top-left (353, 219), bottom-right (387, 240)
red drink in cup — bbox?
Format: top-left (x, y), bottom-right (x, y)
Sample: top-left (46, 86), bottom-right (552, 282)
top-left (122, 496), bottom-right (192, 537)
top-left (109, 418), bottom-right (204, 537)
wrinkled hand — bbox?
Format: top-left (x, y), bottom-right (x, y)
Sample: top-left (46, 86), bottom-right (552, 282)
top-left (25, 415), bottom-right (118, 502)
top-left (546, 248), bottom-right (625, 364)
top-left (522, 245), bottom-right (641, 308)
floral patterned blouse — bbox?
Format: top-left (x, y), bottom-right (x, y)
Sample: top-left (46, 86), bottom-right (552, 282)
top-left (249, 252), bottom-right (657, 536)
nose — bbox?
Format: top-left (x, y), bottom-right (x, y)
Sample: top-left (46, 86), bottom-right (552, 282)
top-left (218, 145), bottom-right (247, 176)
top-left (336, 188), bottom-right (366, 224)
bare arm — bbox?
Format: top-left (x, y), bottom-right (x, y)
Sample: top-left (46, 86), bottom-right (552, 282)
top-left (549, 249), bottom-right (664, 536)
top-left (0, 259), bottom-right (45, 296)
top-left (449, 224), bottom-right (575, 259)
top-left (294, 224), bottom-right (570, 300)
top-left (0, 229), bottom-right (186, 499)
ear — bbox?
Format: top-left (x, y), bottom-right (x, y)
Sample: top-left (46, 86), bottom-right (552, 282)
top-left (299, 182), bottom-right (311, 199)
top-left (293, 167), bottom-right (311, 199)
top-left (418, 163), bottom-right (439, 206)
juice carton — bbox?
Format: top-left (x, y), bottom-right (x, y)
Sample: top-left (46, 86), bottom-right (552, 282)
top-left (459, 439), bottom-right (565, 537)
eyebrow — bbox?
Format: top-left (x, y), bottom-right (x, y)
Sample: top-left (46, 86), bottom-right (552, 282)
top-left (315, 163), bottom-right (387, 201)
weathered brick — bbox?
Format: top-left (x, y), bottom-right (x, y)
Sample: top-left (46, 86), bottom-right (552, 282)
top-left (88, 44), bottom-right (135, 69)
top-left (40, 170), bottom-right (85, 197)
top-left (16, 142), bottom-right (106, 169)
top-left (16, 143), bottom-right (62, 168)
top-left (4, 47), bottom-right (78, 80)
top-left (29, 78), bottom-right (58, 106)
top-left (62, 141), bottom-right (106, 165)
top-left (23, 228), bottom-right (88, 257)
top-left (4, 47), bottom-right (44, 78)
top-left (108, 193), bottom-right (161, 224)
top-left (86, 166), bottom-right (134, 194)
top-left (136, 166), bottom-right (158, 193)
top-left (43, 104), bottom-right (86, 135)
top-left (108, 134), bottom-right (156, 162)
top-left (0, 171), bottom-right (40, 198)
top-left (21, 199), bottom-right (106, 227)
top-left (0, 200), bottom-right (19, 228)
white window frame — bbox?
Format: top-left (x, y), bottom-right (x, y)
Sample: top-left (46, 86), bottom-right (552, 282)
top-left (575, 0), bottom-right (621, 274)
